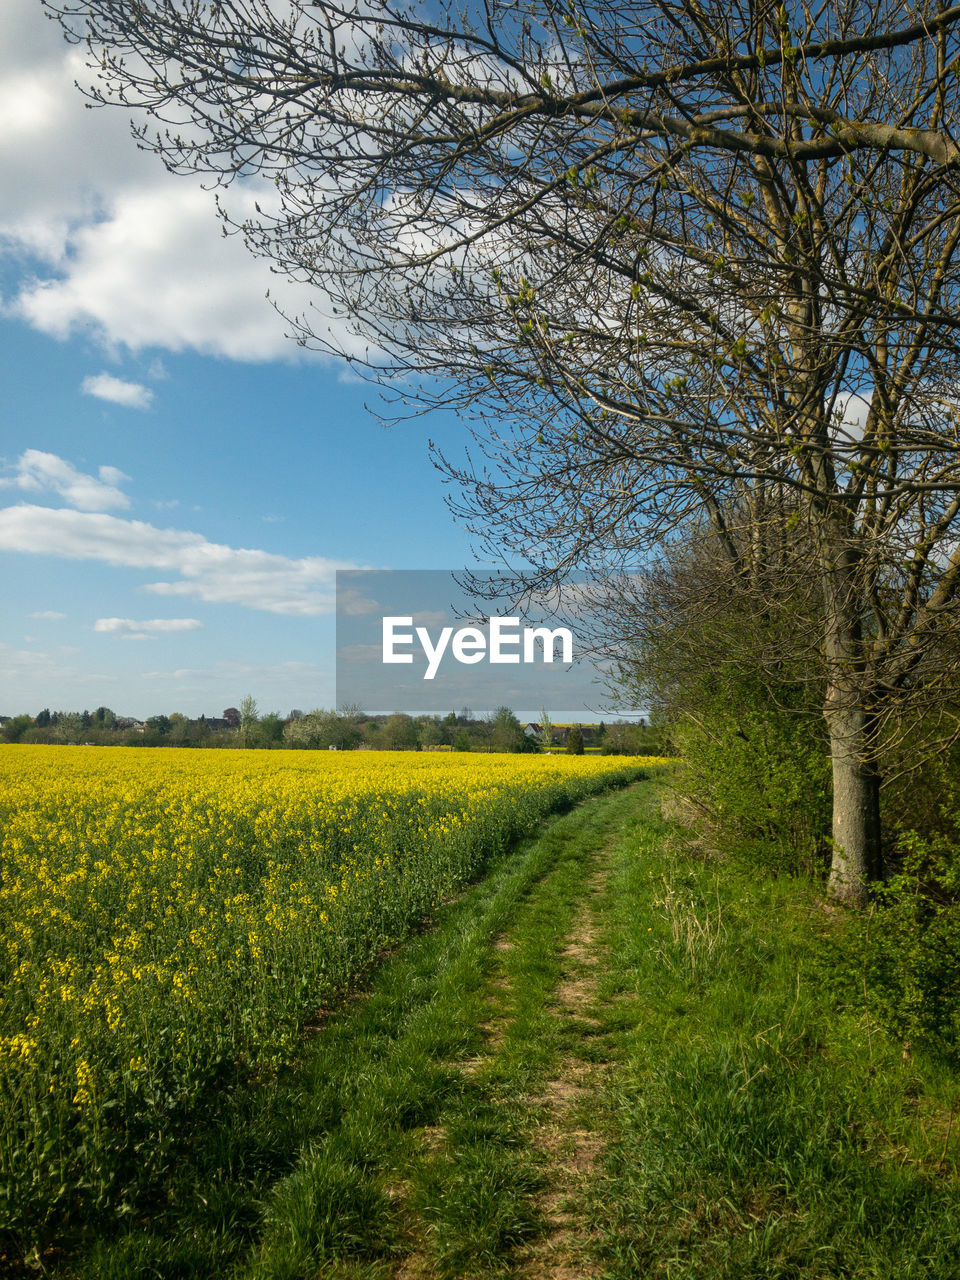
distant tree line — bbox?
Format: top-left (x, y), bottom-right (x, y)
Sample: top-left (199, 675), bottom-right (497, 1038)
top-left (0, 700), bottom-right (662, 755)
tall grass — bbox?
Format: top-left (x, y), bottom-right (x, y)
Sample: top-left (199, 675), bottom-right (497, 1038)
top-left (590, 793), bottom-right (960, 1278)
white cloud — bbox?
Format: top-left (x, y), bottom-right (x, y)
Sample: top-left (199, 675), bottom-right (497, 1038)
top-left (94, 617), bottom-right (203, 634)
top-left (81, 372), bottom-right (153, 410)
top-left (1, 450), bottom-right (130, 511)
top-left (28, 610), bottom-right (66, 620)
top-left (0, 504), bottom-right (358, 615)
top-left (0, 2), bottom-right (339, 363)
top-left (13, 182), bottom-right (317, 361)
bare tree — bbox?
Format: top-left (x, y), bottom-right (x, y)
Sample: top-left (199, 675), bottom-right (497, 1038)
top-left (47, 0), bottom-right (960, 903)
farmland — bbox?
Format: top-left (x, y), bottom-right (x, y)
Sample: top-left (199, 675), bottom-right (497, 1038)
top-left (2, 754), bottom-right (960, 1278)
top-left (0, 746), bottom-right (647, 1236)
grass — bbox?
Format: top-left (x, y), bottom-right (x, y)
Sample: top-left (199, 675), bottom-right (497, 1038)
top-left (588, 787), bottom-right (960, 1279)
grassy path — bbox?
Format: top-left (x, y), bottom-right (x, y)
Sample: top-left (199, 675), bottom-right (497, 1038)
top-left (53, 777), bottom-right (960, 1279)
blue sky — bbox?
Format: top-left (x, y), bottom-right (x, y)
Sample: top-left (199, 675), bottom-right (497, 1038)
top-left (0, 0), bottom-right (486, 718)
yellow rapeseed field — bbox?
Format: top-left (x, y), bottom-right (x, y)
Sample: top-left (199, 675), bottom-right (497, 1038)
top-left (0, 745), bottom-right (654, 1229)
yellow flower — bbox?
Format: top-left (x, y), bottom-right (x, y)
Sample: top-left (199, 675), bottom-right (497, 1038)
top-left (0, 741), bottom-right (657, 1174)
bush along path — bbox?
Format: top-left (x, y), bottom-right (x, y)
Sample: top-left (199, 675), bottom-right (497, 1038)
top-left (49, 777), bottom-right (960, 1280)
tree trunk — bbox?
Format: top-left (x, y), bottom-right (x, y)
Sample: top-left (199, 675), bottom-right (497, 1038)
top-left (818, 521), bottom-right (883, 906)
top-left (826, 703), bottom-right (882, 906)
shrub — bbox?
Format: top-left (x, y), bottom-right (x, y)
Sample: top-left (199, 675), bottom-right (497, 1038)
top-left (854, 827), bottom-right (960, 1067)
top-left (667, 696), bottom-right (831, 877)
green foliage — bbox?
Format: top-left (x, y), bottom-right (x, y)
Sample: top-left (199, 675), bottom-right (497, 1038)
top-left (489, 706), bottom-right (536, 753)
top-left (566, 723), bottom-right (584, 755)
top-left (881, 736), bottom-right (960, 843)
top-left (670, 699), bottom-right (831, 876)
top-left (852, 828), bottom-right (960, 1068)
top-left (283, 708), bottom-right (363, 750)
top-left (1, 715), bottom-right (33, 744)
top-left (254, 711), bottom-right (286, 747)
top-left (613, 517), bottom-right (831, 876)
top-left (238, 695), bottom-right (259, 748)
top-left (417, 716), bottom-right (446, 748)
top-left (374, 711), bottom-right (419, 750)
top-left (599, 720), bottom-right (663, 755)
top-left (829, 744), bottom-right (960, 1068)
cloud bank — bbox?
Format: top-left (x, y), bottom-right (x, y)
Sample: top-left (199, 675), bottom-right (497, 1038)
top-left (0, 504), bottom-right (355, 615)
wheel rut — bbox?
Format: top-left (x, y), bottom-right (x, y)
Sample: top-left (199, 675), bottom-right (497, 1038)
top-left (514, 852), bottom-right (613, 1280)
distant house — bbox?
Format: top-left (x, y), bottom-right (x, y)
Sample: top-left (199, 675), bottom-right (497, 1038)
top-left (523, 723), bottom-right (541, 738)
